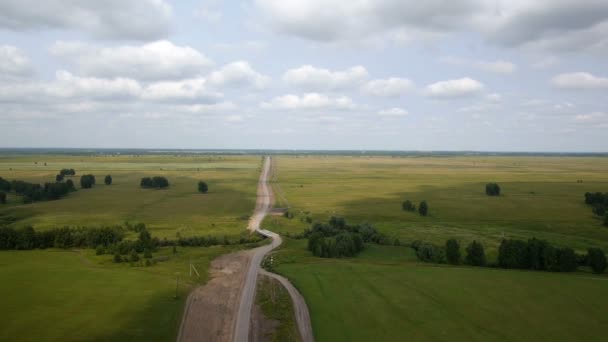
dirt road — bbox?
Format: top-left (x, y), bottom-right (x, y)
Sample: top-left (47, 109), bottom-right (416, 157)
top-left (233, 156), bottom-right (314, 342)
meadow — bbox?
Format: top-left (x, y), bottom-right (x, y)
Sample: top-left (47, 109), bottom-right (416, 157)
top-left (266, 155), bottom-right (608, 252)
top-left (0, 244), bottom-right (259, 342)
top-left (0, 154), bottom-right (261, 238)
top-left (265, 155), bottom-right (608, 341)
top-left (273, 239), bottom-right (608, 342)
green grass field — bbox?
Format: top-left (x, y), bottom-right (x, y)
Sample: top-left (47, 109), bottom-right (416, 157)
top-left (273, 239), bottom-right (608, 342)
top-left (264, 155), bottom-right (608, 341)
top-left (0, 244), bottom-right (261, 342)
top-left (0, 154), bottom-right (261, 238)
top-left (266, 156), bottom-right (608, 252)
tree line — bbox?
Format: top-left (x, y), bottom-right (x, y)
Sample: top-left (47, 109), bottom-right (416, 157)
top-left (412, 238), bottom-right (606, 274)
top-left (584, 192), bottom-right (608, 227)
top-left (0, 177), bottom-right (76, 204)
top-left (305, 217), bottom-right (391, 258)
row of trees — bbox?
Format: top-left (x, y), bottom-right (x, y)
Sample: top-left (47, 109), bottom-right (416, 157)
top-left (0, 226), bottom-right (124, 250)
top-left (402, 200), bottom-right (429, 216)
top-left (140, 176), bottom-right (169, 189)
top-left (584, 192), bottom-right (608, 227)
top-left (305, 217), bottom-right (390, 258)
top-left (486, 183), bottom-right (501, 196)
top-left (413, 237), bottom-right (607, 274)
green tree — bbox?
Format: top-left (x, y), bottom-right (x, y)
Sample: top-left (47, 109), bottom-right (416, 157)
top-left (80, 174), bottom-right (96, 189)
top-left (418, 201), bottom-right (428, 216)
top-left (402, 200), bottom-right (415, 212)
top-left (604, 214), bottom-right (608, 227)
top-left (465, 240), bottom-right (486, 266)
top-left (587, 248), bottom-right (607, 274)
top-left (486, 183), bottom-right (501, 196)
top-left (445, 239), bottom-right (461, 265)
top-left (55, 174), bottom-right (64, 182)
top-left (104, 175), bottom-right (112, 185)
top-left (65, 179), bottom-right (75, 191)
top-left (198, 181), bottom-right (208, 193)
top-left (0, 191), bottom-right (6, 204)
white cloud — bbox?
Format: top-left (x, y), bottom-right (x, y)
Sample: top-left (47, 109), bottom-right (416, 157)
top-left (50, 70), bottom-right (141, 100)
top-left (0, 0), bottom-right (172, 40)
top-left (0, 45), bottom-right (33, 78)
top-left (283, 65), bottom-right (368, 90)
top-left (141, 78), bottom-right (222, 103)
top-left (551, 72), bottom-right (608, 89)
top-left (476, 60), bottom-right (517, 74)
top-left (208, 61), bottom-right (271, 89)
top-left (254, 1), bottom-right (608, 53)
top-left (440, 57), bottom-right (516, 74)
top-left (425, 78), bottom-right (485, 98)
top-left (260, 93), bottom-right (355, 110)
top-left (377, 108), bottom-right (408, 117)
top-left (51, 40), bottom-right (212, 81)
top-left (362, 78), bottom-right (414, 97)
top-left (486, 93), bottom-right (502, 102)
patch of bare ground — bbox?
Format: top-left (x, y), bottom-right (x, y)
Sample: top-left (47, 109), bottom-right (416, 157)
top-left (177, 250), bottom-right (253, 342)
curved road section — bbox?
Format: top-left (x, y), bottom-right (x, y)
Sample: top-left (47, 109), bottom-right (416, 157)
top-left (233, 157), bottom-right (314, 342)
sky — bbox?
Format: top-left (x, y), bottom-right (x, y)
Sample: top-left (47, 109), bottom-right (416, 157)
top-left (0, 0), bottom-right (607, 152)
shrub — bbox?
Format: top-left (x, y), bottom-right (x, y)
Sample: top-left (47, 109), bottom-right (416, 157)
top-left (145, 259), bottom-right (152, 267)
top-left (143, 249), bottom-right (152, 259)
top-left (55, 174), bottom-right (64, 182)
top-left (498, 239), bottom-right (530, 269)
top-left (415, 243), bottom-right (445, 263)
top-left (445, 239), bottom-right (461, 265)
top-left (553, 247), bottom-right (578, 272)
top-left (104, 175), bottom-right (112, 185)
top-left (418, 201), bottom-right (428, 216)
top-left (0, 192), bottom-right (6, 204)
top-left (95, 245), bottom-right (105, 255)
top-left (129, 250), bottom-right (140, 262)
top-left (198, 181), bottom-right (208, 193)
top-left (486, 183), bottom-right (501, 196)
top-left (402, 200), bottom-right (416, 212)
top-left (80, 174), bottom-right (96, 189)
top-left (465, 240), bottom-right (486, 266)
top-left (113, 253), bottom-right (123, 263)
top-left (65, 179), bottom-right (75, 191)
top-left (587, 248), bottom-right (607, 274)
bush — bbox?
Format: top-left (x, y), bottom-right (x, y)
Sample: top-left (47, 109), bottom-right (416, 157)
top-left (104, 175), bottom-right (112, 185)
top-left (305, 217), bottom-right (377, 258)
top-left (95, 245), bottom-right (105, 255)
top-left (113, 253), bottom-right (123, 263)
top-left (55, 174), bottom-right (64, 182)
top-left (0, 191), bottom-right (6, 204)
top-left (402, 200), bottom-right (416, 212)
top-left (498, 239), bottom-right (530, 269)
top-left (418, 201), bottom-right (428, 216)
top-left (587, 248), bottom-right (607, 274)
top-left (198, 181), bottom-right (208, 193)
top-left (80, 174), bottom-right (96, 189)
top-left (143, 249), bottom-right (152, 259)
top-left (140, 176), bottom-right (169, 189)
top-left (465, 240), bottom-right (486, 266)
top-left (415, 243), bottom-right (445, 263)
top-left (129, 250), bottom-right (140, 262)
top-left (445, 239), bottom-right (461, 265)
top-left (486, 183), bottom-right (501, 196)
top-left (66, 179), bottom-right (75, 191)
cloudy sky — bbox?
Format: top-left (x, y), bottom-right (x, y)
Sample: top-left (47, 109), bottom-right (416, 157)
top-left (1, 0), bottom-right (607, 151)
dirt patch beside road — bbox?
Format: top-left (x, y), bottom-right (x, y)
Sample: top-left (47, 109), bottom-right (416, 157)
top-left (177, 250), bottom-right (253, 342)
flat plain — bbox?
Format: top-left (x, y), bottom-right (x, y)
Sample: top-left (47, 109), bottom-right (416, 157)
top-left (0, 154), bottom-right (261, 238)
top-left (265, 155), bottom-right (608, 341)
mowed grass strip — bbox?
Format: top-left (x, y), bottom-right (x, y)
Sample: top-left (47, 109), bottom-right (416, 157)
top-left (0, 154), bottom-right (261, 238)
top-left (273, 240), bottom-right (608, 342)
